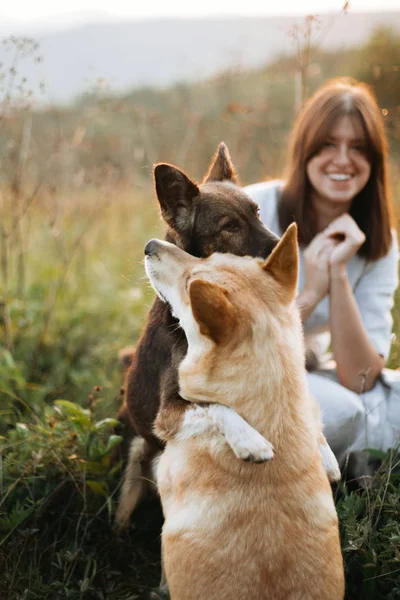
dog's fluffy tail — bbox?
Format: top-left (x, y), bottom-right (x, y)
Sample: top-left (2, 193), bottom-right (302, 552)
top-left (115, 436), bottom-right (152, 528)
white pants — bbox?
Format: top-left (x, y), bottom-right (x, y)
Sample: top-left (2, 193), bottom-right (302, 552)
top-left (307, 368), bottom-right (400, 461)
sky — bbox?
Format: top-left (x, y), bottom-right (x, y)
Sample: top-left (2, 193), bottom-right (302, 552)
top-left (1, 0), bottom-right (399, 32)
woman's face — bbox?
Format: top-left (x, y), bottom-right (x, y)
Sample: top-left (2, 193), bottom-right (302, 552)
top-left (306, 115), bottom-right (371, 208)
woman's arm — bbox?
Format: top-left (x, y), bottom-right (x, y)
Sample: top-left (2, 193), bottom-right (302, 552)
top-left (325, 216), bottom-right (398, 392)
top-left (329, 264), bottom-right (384, 392)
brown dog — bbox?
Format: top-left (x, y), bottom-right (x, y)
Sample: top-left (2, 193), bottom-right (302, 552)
top-left (145, 226), bottom-right (345, 600)
top-left (115, 144), bottom-right (280, 525)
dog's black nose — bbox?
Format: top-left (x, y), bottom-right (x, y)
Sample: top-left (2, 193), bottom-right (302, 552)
top-left (144, 239), bottom-right (159, 256)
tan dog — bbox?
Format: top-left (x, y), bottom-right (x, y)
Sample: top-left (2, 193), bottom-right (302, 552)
top-left (144, 224), bottom-right (344, 600)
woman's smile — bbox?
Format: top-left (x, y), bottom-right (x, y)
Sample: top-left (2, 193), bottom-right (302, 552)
top-left (327, 173), bottom-right (353, 182)
top-left (307, 115), bottom-right (371, 208)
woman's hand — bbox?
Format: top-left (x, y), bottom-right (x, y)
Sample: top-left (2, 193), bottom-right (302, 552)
top-left (303, 232), bottom-right (339, 304)
top-left (324, 213), bottom-right (366, 274)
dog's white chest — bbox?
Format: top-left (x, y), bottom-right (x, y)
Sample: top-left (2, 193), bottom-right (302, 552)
top-left (157, 442), bottom-right (219, 535)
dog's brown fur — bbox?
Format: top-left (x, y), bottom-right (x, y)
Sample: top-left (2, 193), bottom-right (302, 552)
top-left (147, 226), bottom-right (344, 600)
top-left (115, 144), bottom-right (279, 523)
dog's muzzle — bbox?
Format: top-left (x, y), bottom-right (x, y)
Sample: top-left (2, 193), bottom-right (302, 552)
top-left (144, 239), bottom-right (160, 257)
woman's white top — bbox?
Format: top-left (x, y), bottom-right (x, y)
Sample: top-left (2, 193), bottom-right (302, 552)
top-left (245, 180), bottom-right (399, 362)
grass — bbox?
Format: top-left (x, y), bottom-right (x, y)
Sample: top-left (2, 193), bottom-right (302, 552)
top-left (1, 183), bottom-right (400, 599)
top-left (0, 399), bottom-right (163, 599)
top-left (1, 185), bottom-right (163, 420)
top-left (337, 451), bottom-right (400, 599)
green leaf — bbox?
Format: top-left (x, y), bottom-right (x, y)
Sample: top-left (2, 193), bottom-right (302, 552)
top-left (364, 448), bottom-right (387, 460)
top-left (109, 460), bottom-right (123, 477)
top-left (54, 400), bottom-right (91, 427)
top-left (68, 415), bottom-right (91, 428)
top-left (0, 502), bottom-right (36, 548)
top-left (1, 349), bottom-right (15, 369)
top-left (106, 435), bottom-right (122, 453)
top-left (101, 455), bottom-right (111, 468)
top-left (106, 494), bottom-right (113, 518)
top-left (86, 480), bottom-right (108, 497)
top-left (80, 577), bottom-right (90, 592)
top-left (92, 418), bottom-right (120, 432)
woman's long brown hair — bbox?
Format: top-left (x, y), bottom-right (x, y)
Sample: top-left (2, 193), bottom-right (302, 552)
top-left (279, 78), bottom-right (393, 260)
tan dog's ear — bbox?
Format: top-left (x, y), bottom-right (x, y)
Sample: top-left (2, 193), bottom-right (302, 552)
top-left (154, 164), bottom-right (199, 234)
top-left (189, 279), bottom-right (237, 344)
top-left (203, 142), bottom-right (238, 184)
top-left (262, 223), bottom-right (298, 303)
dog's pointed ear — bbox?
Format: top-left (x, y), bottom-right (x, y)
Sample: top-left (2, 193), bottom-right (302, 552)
top-left (262, 223), bottom-right (298, 303)
top-left (189, 279), bottom-right (237, 345)
top-left (203, 142), bottom-right (238, 184)
top-left (154, 163), bottom-right (199, 235)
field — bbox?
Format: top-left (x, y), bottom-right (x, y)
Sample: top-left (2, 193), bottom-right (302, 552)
top-left (0, 180), bottom-right (399, 599)
top-left (1, 25), bottom-right (400, 600)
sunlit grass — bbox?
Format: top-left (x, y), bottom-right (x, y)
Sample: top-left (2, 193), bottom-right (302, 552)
top-left (2, 185), bottom-right (163, 421)
top-left (1, 182), bottom-right (400, 599)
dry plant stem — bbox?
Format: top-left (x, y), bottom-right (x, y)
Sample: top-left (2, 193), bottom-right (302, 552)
top-left (139, 109), bottom-right (157, 166)
top-left (176, 114), bottom-right (201, 167)
top-left (7, 532), bottom-right (29, 599)
top-left (358, 366), bottom-right (372, 451)
top-left (0, 299), bottom-right (13, 351)
top-left (291, 3), bottom-right (349, 112)
top-left (0, 194), bottom-right (13, 351)
top-left (313, 6), bottom-right (348, 56)
top-left (27, 191), bottom-right (113, 380)
top-left (0, 44), bottom-right (20, 126)
top-left (8, 178), bottom-right (45, 238)
top-left (291, 15), bottom-right (319, 113)
top-left (372, 451), bottom-right (398, 530)
top-left (15, 193), bottom-right (26, 298)
top-left (14, 113), bottom-right (33, 297)
top-left (0, 176), bottom-right (46, 352)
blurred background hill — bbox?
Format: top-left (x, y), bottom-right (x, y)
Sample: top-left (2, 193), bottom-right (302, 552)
top-left (1, 19), bottom-right (399, 191)
top-left (1, 11), bottom-right (400, 103)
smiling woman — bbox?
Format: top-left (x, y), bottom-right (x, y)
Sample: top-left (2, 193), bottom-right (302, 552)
top-left (246, 78), bottom-right (400, 464)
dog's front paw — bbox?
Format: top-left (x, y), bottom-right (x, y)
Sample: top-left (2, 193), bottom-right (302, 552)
top-left (319, 441), bottom-right (341, 482)
top-left (230, 430), bottom-right (275, 463)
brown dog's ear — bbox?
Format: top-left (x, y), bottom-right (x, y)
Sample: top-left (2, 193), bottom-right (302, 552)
top-left (262, 223), bottom-right (298, 303)
top-left (203, 142), bottom-right (238, 184)
top-left (189, 279), bottom-right (237, 345)
top-left (154, 164), bottom-right (199, 234)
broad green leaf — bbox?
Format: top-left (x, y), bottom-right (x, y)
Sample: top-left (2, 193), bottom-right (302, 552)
top-left (92, 418), bottom-right (120, 432)
top-left (106, 435), bottom-right (122, 452)
top-left (109, 460), bottom-right (124, 477)
top-left (86, 480), bottom-right (108, 497)
top-left (1, 349), bottom-right (15, 368)
top-left (54, 400), bottom-right (91, 427)
top-left (54, 400), bottom-right (90, 418)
